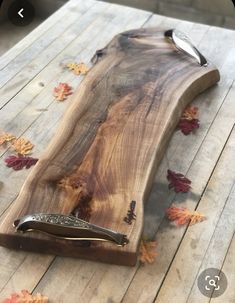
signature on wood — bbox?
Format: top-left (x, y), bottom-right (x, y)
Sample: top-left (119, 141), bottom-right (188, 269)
top-left (124, 200), bottom-right (136, 225)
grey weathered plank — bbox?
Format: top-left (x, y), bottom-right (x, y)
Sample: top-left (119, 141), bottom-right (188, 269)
top-left (0, 0), bottom-right (95, 70)
top-left (187, 171), bottom-right (235, 303)
top-left (155, 124), bottom-right (235, 303)
top-left (211, 234), bottom-right (235, 303)
top-left (0, 0), bottom-right (97, 90)
top-left (0, 1), bottom-right (110, 109)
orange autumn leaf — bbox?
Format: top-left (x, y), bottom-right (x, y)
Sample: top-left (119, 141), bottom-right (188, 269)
top-left (182, 106), bottom-right (199, 121)
top-left (11, 138), bottom-right (34, 156)
top-left (2, 289), bottom-right (48, 303)
top-left (166, 204), bottom-right (206, 226)
top-left (66, 62), bottom-right (89, 75)
top-left (139, 240), bottom-right (157, 264)
top-left (54, 83), bottom-right (73, 101)
top-left (0, 132), bottom-right (16, 146)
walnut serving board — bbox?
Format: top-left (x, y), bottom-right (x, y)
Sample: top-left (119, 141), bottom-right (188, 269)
top-left (0, 28), bottom-right (220, 266)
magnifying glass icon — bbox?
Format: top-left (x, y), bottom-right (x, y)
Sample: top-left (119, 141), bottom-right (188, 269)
top-left (209, 279), bottom-right (217, 288)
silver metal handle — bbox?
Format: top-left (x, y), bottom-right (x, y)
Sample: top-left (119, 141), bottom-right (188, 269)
top-left (165, 29), bottom-right (208, 67)
top-left (13, 214), bottom-right (129, 246)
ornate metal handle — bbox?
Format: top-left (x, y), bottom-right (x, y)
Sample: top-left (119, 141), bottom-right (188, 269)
top-left (13, 214), bottom-right (129, 246)
top-left (165, 29), bottom-right (208, 66)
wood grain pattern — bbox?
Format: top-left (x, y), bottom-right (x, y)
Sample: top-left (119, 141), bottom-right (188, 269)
top-left (0, 27), bottom-right (220, 266)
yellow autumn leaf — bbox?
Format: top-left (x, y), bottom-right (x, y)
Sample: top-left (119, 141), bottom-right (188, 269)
top-left (0, 132), bottom-right (16, 145)
top-left (66, 62), bottom-right (89, 75)
top-left (182, 106), bottom-right (199, 121)
top-left (11, 138), bottom-right (34, 155)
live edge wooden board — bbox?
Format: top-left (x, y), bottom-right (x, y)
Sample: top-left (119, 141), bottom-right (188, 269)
top-left (0, 28), bottom-right (220, 266)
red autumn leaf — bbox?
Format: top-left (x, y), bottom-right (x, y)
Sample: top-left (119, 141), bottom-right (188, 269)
top-left (53, 82), bottom-right (73, 101)
top-left (178, 119), bottom-right (199, 135)
top-left (166, 204), bottom-right (206, 226)
top-left (5, 155), bottom-right (38, 170)
top-left (178, 106), bottom-right (200, 135)
top-left (167, 169), bottom-right (191, 193)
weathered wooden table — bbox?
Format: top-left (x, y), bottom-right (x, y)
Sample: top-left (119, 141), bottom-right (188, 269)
top-left (0, 0), bottom-right (234, 302)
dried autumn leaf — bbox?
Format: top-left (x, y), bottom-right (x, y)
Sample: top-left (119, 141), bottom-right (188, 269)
top-left (178, 119), bottom-right (200, 135)
top-left (166, 204), bottom-right (206, 226)
top-left (0, 132), bottom-right (16, 146)
top-left (2, 289), bottom-right (48, 303)
top-left (167, 169), bottom-right (191, 193)
top-left (5, 155), bottom-right (38, 170)
top-left (11, 138), bottom-right (34, 155)
top-left (182, 106), bottom-right (199, 121)
top-left (66, 62), bottom-right (89, 75)
top-left (178, 106), bottom-right (200, 135)
top-left (139, 240), bottom-right (157, 264)
top-left (54, 82), bottom-right (73, 101)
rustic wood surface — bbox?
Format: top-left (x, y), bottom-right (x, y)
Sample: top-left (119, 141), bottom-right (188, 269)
top-left (0, 0), bottom-right (234, 301)
top-left (0, 25), bottom-right (219, 265)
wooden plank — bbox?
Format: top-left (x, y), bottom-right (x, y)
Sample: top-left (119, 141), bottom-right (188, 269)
top-left (0, 253), bottom-right (53, 300)
top-left (121, 27), bottom-right (235, 302)
top-left (211, 234), bottom-right (235, 303)
top-left (0, 0), bottom-right (95, 70)
top-left (0, 26), bottom-right (219, 264)
top-left (0, 1), bottom-right (111, 109)
top-left (187, 182), bottom-right (235, 303)
top-left (155, 125), bottom-right (235, 303)
top-left (34, 258), bottom-right (135, 303)
top-left (0, 0), bottom-right (98, 90)
top-left (0, 3), bottom-right (151, 299)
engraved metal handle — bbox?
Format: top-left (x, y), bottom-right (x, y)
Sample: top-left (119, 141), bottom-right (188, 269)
top-left (165, 29), bottom-right (208, 66)
top-left (13, 214), bottom-right (129, 246)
